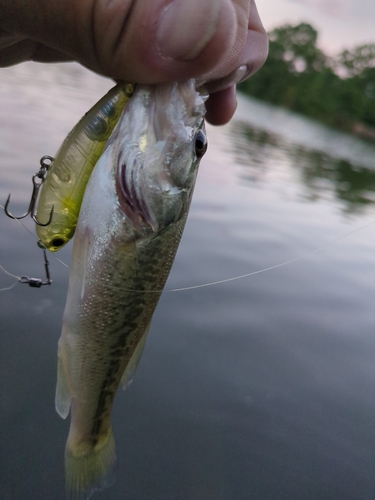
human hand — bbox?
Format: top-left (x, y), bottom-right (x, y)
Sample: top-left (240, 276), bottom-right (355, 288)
top-left (0, 0), bottom-right (268, 125)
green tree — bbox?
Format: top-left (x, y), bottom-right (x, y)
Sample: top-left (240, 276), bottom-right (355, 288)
top-left (269, 22), bottom-right (327, 73)
top-left (239, 23), bottom-right (336, 120)
top-left (239, 23), bottom-right (375, 138)
top-left (337, 44), bottom-right (375, 77)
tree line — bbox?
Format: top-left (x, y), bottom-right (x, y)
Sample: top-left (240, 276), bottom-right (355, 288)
top-left (238, 23), bottom-right (375, 139)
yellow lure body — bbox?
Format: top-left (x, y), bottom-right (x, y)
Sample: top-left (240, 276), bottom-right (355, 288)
top-left (36, 82), bottom-right (135, 252)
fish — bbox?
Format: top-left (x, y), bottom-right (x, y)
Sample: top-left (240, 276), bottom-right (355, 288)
top-left (55, 79), bottom-right (208, 499)
top-left (36, 82), bottom-right (135, 252)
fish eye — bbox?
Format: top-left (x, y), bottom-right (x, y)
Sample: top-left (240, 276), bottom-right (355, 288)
top-left (194, 130), bottom-right (208, 158)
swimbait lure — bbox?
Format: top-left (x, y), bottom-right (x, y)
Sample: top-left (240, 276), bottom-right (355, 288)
top-left (35, 82), bottom-right (135, 252)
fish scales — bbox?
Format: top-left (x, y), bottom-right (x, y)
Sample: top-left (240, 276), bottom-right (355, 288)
top-left (66, 217), bottom-right (186, 444)
top-left (55, 80), bottom-right (208, 499)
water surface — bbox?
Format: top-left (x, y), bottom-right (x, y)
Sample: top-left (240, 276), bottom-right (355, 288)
top-left (1, 63), bottom-right (375, 500)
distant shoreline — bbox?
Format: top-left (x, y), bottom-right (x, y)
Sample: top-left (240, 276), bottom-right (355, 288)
top-left (351, 122), bottom-right (375, 142)
top-left (239, 22), bottom-right (375, 145)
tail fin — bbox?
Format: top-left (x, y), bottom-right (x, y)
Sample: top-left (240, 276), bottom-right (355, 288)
top-left (65, 429), bottom-right (116, 500)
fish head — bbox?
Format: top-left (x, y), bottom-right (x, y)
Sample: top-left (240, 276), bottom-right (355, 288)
top-left (115, 80), bottom-right (208, 232)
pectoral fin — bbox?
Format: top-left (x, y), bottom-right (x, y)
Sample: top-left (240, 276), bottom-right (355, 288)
top-left (55, 353), bottom-right (71, 419)
top-left (121, 323), bottom-right (150, 390)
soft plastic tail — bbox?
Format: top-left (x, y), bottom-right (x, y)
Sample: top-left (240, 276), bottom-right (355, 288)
top-left (65, 429), bottom-right (116, 500)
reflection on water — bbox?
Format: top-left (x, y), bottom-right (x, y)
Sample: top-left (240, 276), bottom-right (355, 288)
top-left (2, 64), bottom-right (375, 500)
top-left (231, 119), bottom-right (375, 214)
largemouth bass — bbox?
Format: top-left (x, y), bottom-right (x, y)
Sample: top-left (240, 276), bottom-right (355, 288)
top-left (55, 79), bottom-right (208, 499)
top-left (36, 82), bottom-right (135, 252)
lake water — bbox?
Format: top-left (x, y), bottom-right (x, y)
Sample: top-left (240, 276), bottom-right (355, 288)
top-left (2, 63), bottom-right (375, 500)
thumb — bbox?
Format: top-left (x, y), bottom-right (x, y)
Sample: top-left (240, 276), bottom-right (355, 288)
top-left (100, 0), bottom-right (241, 82)
top-left (2, 0), bottom-right (245, 83)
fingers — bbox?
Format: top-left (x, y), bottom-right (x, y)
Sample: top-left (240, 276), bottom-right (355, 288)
top-left (205, 0), bottom-right (268, 93)
top-left (205, 86), bottom-right (237, 126)
top-left (1, 0), bottom-right (250, 82)
top-left (91, 0), bottom-right (267, 125)
top-left (0, 38), bottom-right (35, 67)
top-left (235, 0), bottom-right (269, 82)
top-left (89, 0), bottom-right (248, 83)
top-left (0, 39), bottom-right (72, 67)
top-left (204, 0), bottom-right (268, 125)
top-left (0, 0), bottom-right (267, 125)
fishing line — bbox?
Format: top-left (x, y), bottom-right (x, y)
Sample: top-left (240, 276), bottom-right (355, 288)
top-left (1, 201), bottom-right (375, 293)
top-left (0, 281), bottom-right (19, 292)
top-left (0, 202), bottom-right (68, 272)
top-left (0, 262), bottom-right (21, 281)
top-left (0, 262), bottom-right (21, 291)
top-left (157, 218), bottom-right (375, 292)
top-left (0, 203), bottom-right (24, 290)
top-left (88, 217), bottom-right (375, 294)
top-left (164, 217), bottom-right (375, 292)
top-left (0, 203), bottom-right (68, 289)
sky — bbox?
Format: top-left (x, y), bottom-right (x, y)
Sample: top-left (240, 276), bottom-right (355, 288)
top-left (258, 0), bottom-right (375, 54)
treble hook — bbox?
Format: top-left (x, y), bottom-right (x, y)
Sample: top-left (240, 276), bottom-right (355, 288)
top-left (4, 155), bottom-right (54, 227)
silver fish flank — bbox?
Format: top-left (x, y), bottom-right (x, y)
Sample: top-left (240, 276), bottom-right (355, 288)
top-left (55, 80), bottom-right (208, 499)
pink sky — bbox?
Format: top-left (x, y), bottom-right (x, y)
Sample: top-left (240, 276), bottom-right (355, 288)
top-left (258, 0), bottom-right (375, 54)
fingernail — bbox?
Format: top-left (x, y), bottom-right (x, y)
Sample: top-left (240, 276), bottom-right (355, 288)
top-left (157, 0), bottom-right (224, 61)
top-left (235, 65), bottom-right (250, 83)
top-left (204, 65), bottom-right (249, 94)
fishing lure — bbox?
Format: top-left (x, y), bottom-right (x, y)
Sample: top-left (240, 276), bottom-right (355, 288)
top-left (36, 82), bottom-right (135, 252)
top-left (4, 82), bottom-right (135, 253)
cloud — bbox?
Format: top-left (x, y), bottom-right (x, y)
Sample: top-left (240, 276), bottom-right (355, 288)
top-left (287, 0), bottom-right (347, 17)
